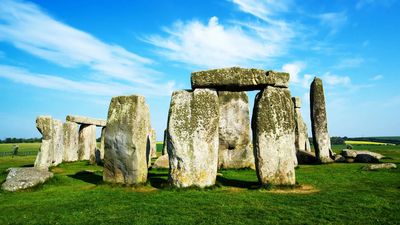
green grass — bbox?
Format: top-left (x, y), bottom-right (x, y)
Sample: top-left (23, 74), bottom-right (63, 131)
top-left (0, 144), bottom-right (399, 225)
top-left (0, 142), bottom-right (40, 153)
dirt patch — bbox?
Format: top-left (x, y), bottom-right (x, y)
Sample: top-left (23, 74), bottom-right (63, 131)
top-left (267, 184), bottom-right (319, 194)
top-left (50, 167), bottom-right (65, 174)
top-left (125, 186), bottom-right (158, 193)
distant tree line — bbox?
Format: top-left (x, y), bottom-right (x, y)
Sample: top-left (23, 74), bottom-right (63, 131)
top-left (0, 137), bottom-right (41, 143)
top-left (309, 136), bottom-right (399, 145)
top-left (309, 136), bottom-right (348, 145)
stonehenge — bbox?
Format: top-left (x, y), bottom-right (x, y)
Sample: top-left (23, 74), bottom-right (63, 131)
top-left (33, 66), bottom-right (335, 189)
top-left (34, 115), bottom-right (107, 170)
top-left (310, 77), bottom-right (334, 163)
top-left (103, 95), bottom-right (150, 185)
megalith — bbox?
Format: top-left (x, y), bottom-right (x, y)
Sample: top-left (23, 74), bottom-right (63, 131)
top-left (167, 89), bottom-right (219, 188)
top-left (52, 119), bottom-right (64, 166)
top-left (103, 95), bottom-right (150, 185)
top-left (78, 124), bottom-right (96, 162)
top-left (149, 129), bottom-right (157, 158)
top-left (99, 126), bottom-right (106, 160)
top-left (292, 97), bottom-right (311, 152)
top-left (252, 86), bottom-right (296, 185)
top-left (34, 116), bottom-right (54, 170)
top-left (310, 77), bottom-right (334, 163)
top-left (63, 121), bottom-right (79, 162)
top-left (162, 129), bottom-right (168, 155)
top-left (217, 91), bottom-right (254, 169)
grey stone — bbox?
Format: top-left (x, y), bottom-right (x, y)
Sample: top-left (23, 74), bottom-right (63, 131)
top-left (34, 116), bottom-right (54, 169)
top-left (334, 154), bottom-right (346, 163)
top-left (296, 150), bottom-right (317, 164)
top-left (52, 119), bottom-right (64, 166)
top-left (217, 91), bottom-right (254, 169)
top-left (292, 97), bottom-right (311, 153)
top-left (78, 124), bottom-right (96, 162)
top-left (152, 154), bottom-right (169, 169)
top-left (99, 126), bottom-right (106, 160)
top-left (66, 115), bottom-right (106, 127)
top-left (162, 129), bottom-right (168, 155)
top-left (252, 86), bottom-right (296, 185)
top-left (310, 77), bottom-right (334, 163)
top-left (363, 163), bottom-right (397, 170)
top-left (341, 149), bottom-right (383, 161)
top-left (149, 129), bottom-right (157, 158)
top-left (355, 154), bottom-right (380, 163)
top-left (191, 67), bottom-right (289, 91)
top-left (1, 168), bottom-right (53, 192)
top-left (167, 89), bottom-right (219, 188)
top-left (63, 121), bottom-right (79, 162)
top-left (103, 95), bottom-right (150, 185)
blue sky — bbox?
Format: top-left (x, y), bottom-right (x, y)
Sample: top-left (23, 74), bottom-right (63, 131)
top-left (0, 0), bottom-right (399, 140)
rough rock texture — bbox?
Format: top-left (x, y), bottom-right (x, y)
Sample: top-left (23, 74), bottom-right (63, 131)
top-left (167, 89), bottom-right (219, 188)
top-left (310, 77), bottom-right (334, 163)
top-left (1, 168), bottom-right (53, 192)
top-left (99, 127), bottom-right (106, 160)
top-left (363, 163), bottom-right (397, 170)
top-left (162, 129), bottom-right (168, 155)
top-left (78, 124), bottom-right (96, 162)
top-left (341, 149), bottom-right (383, 159)
top-left (217, 91), bottom-right (254, 169)
top-left (34, 116), bottom-right (54, 169)
top-left (292, 97), bottom-right (311, 152)
top-left (149, 129), bottom-right (157, 158)
top-left (63, 121), bottom-right (79, 162)
top-left (152, 154), bottom-right (169, 169)
top-left (191, 67), bottom-right (289, 91)
top-left (334, 154), bottom-right (346, 163)
top-left (252, 86), bottom-right (296, 185)
top-left (103, 95), bottom-right (150, 185)
top-left (296, 150), bottom-right (317, 164)
top-left (66, 115), bottom-right (106, 127)
top-left (52, 120), bottom-right (64, 166)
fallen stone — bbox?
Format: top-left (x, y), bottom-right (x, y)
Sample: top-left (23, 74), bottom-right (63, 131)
top-left (218, 91), bottom-right (254, 169)
top-left (191, 67), bottom-right (289, 91)
top-left (310, 77), bottom-right (334, 163)
top-left (152, 154), bottom-right (169, 169)
top-left (252, 86), bottom-right (296, 185)
top-left (363, 163), bottom-right (397, 170)
top-left (103, 95), bottom-right (150, 185)
top-left (334, 154), bottom-right (346, 163)
top-left (66, 115), bottom-right (106, 127)
top-left (1, 168), bottom-right (53, 192)
top-left (78, 124), bottom-right (96, 162)
top-left (296, 150), bottom-right (317, 164)
top-left (292, 97), bottom-right (311, 152)
top-left (63, 121), bottom-right (79, 162)
top-left (355, 154), bottom-right (380, 163)
top-left (34, 116), bottom-right (54, 169)
top-left (167, 89), bottom-right (219, 188)
top-left (341, 149), bottom-right (384, 160)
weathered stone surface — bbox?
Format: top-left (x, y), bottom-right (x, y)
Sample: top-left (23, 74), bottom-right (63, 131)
top-left (355, 154), bottom-right (380, 163)
top-left (363, 163), bottom-right (397, 170)
top-left (66, 115), bottom-right (106, 127)
top-left (52, 120), bottom-right (64, 166)
top-left (34, 116), bottom-right (54, 169)
top-left (162, 129), bottom-right (168, 155)
top-left (334, 154), bottom-right (346, 163)
top-left (252, 86), bottom-right (296, 185)
top-left (292, 97), bottom-right (311, 153)
top-left (103, 95), bottom-right (150, 185)
top-left (341, 149), bottom-right (383, 160)
top-left (310, 77), bottom-right (334, 163)
top-left (167, 89), bottom-right (219, 188)
top-left (296, 150), bottom-right (317, 164)
top-left (99, 126), bottom-right (106, 160)
top-left (191, 67), bottom-right (289, 91)
top-left (1, 168), bottom-right (53, 192)
top-left (217, 91), bottom-right (254, 169)
top-left (78, 124), bottom-right (96, 162)
top-left (149, 129), bottom-right (157, 158)
top-left (63, 121), bottom-right (79, 162)
top-left (152, 154), bottom-right (169, 169)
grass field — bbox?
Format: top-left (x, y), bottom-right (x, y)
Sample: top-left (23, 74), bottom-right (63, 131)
top-left (0, 143), bottom-right (399, 224)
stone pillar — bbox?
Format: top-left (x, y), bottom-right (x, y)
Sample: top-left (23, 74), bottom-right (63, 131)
top-left (162, 129), bottom-right (168, 156)
top-left (252, 86), bottom-right (296, 185)
top-left (292, 97), bottom-right (311, 152)
top-left (167, 89), bottom-right (219, 188)
top-left (78, 124), bottom-right (96, 162)
top-left (217, 91), bottom-right (254, 169)
top-left (63, 121), bottom-right (79, 162)
top-left (103, 95), bottom-right (150, 185)
top-left (99, 126), bottom-right (106, 160)
top-left (34, 116), bottom-right (54, 170)
top-left (52, 119), bottom-right (64, 166)
top-left (149, 129), bottom-right (157, 158)
top-left (310, 77), bottom-right (334, 163)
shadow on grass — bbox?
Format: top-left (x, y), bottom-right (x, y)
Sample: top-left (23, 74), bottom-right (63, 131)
top-left (68, 171), bottom-right (103, 185)
top-left (21, 164), bottom-right (34, 167)
top-left (148, 170), bottom-right (169, 189)
top-left (216, 176), bottom-right (260, 189)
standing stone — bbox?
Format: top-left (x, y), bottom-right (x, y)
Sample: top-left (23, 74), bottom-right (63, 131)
top-left (99, 126), bottom-right (106, 160)
top-left (78, 124), bottom-right (96, 162)
top-left (34, 116), bottom-right (54, 170)
top-left (149, 129), bottom-right (157, 158)
top-left (252, 86), bottom-right (296, 185)
top-left (103, 95), bottom-right (150, 185)
top-left (217, 91), bottom-right (254, 169)
top-left (292, 97), bottom-right (311, 152)
top-left (162, 129), bottom-right (168, 155)
top-left (52, 120), bottom-right (64, 166)
top-left (167, 89), bottom-right (219, 188)
top-left (63, 121), bottom-right (79, 162)
top-left (310, 77), bottom-right (334, 163)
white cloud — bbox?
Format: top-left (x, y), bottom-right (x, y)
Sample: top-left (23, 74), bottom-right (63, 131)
top-left (0, 0), bottom-right (174, 93)
top-left (317, 12), bottom-right (348, 34)
top-left (336, 57), bottom-right (364, 68)
top-left (145, 16), bottom-right (290, 68)
top-left (371, 74), bottom-right (383, 81)
top-left (282, 62), bottom-right (305, 83)
top-left (322, 73), bottom-right (351, 86)
top-left (231, 0), bottom-right (291, 23)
